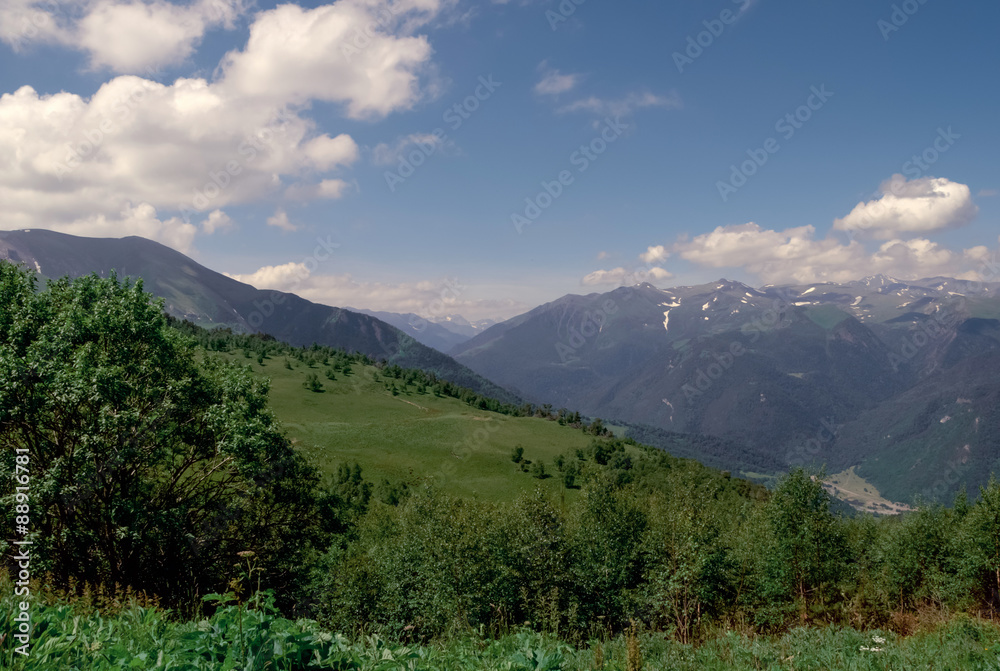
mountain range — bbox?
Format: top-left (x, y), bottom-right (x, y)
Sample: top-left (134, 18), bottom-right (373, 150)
top-left (451, 276), bottom-right (1000, 502)
top-left (3, 228), bottom-right (998, 504)
top-left (0, 229), bottom-right (518, 404)
top-left (346, 308), bottom-right (495, 353)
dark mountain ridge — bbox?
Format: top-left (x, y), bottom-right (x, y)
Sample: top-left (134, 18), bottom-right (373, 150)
top-left (452, 276), bottom-right (1000, 501)
top-left (0, 229), bottom-right (519, 404)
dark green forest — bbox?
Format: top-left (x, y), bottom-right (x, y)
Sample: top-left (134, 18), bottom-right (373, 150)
top-left (2, 264), bottom-right (1000, 668)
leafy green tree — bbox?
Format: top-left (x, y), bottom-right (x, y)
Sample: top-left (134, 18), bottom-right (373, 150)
top-left (511, 445), bottom-right (524, 463)
top-left (0, 265), bottom-right (323, 607)
top-left (303, 372), bottom-right (324, 392)
top-left (759, 469), bottom-right (847, 624)
top-left (569, 483), bottom-right (647, 629)
top-left (876, 503), bottom-right (970, 613)
top-left (960, 477), bottom-right (1000, 609)
top-left (562, 462), bottom-right (578, 489)
top-left (644, 486), bottom-right (729, 643)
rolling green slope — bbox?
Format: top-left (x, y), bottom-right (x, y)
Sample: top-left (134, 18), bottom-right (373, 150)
top-left (211, 349), bottom-right (606, 501)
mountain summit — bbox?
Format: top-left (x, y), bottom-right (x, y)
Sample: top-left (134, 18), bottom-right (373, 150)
top-left (0, 229), bottom-right (518, 403)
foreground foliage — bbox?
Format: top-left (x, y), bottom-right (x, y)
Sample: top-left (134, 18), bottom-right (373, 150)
top-left (0, 265), bottom-right (329, 611)
top-left (3, 265), bottom-right (1000, 664)
top-left (1, 574), bottom-right (998, 671)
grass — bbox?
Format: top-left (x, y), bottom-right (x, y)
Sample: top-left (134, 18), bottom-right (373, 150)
top-left (4, 575), bottom-right (999, 671)
top-left (215, 351), bottom-right (606, 501)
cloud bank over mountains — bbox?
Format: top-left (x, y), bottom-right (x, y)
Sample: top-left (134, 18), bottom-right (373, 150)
top-left (585, 175), bottom-right (995, 288)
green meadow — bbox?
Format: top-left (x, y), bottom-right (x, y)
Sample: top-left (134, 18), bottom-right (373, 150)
top-left (215, 349), bottom-right (607, 501)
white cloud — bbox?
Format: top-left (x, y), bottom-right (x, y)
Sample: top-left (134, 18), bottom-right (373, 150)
top-left (978, 188), bottom-right (998, 198)
top-left (834, 175), bottom-right (978, 240)
top-left (202, 209), bottom-right (234, 234)
top-left (582, 266), bottom-right (672, 287)
top-left (1, 0), bottom-right (246, 73)
top-left (0, 0), bottom-right (444, 248)
top-left (668, 221), bottom-right (991, 285)
top-left (534, 62), bottom-right (580, 96)
top-left (639, 245), bottom-right (668, 264)
top-left (285, 179), bottom-right (352, 201)
top-left (35, 202), bottom-right (200, 252)
top-left (78, 0), bottom-right (245, 72)
top-left (0, 0), bottom-right (66, 51)
top-left (372, 132), bottom-right (446, 166)
top-left (302, 134), bottom-right (360, 171)
top-left (227, 261), bottom-right (311, 289)
top-left (217, 0), bottom-right (440, 119)
top-left (227, 263), bottom-right (528, 321)
top-left (558, 90), bottom-right (682, 117)
top-left (266, 209), bottom-right (298, 232)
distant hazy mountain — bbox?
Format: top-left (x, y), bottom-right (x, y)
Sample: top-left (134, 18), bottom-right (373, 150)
top-left (346, 307), bottom-right (476, 352)
top-left (0, 229), bottom-right (519, 404)
top-left (433, 314), bottom-right (499, 338)
top-left (452, 276), bottom-right (1000, 501)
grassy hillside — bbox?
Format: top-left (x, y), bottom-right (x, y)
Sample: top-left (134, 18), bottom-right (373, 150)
top-left (212, 348), bottom-right (603, 501)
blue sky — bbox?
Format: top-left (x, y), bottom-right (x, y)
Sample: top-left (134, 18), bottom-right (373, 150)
top-left (1, 0), bottom-right (998, 320)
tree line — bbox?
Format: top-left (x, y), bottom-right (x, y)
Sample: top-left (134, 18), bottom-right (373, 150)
top-left (1, 264), bottom-right (998, 644)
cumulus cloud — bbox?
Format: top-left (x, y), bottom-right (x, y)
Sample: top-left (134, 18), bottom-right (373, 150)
top-left (534, 62), bottom-right (580, 96)
top-left (639, 245), bottom-right (668, 264)
top-left (558, 90), bottom-right (681, 117)
top-left (1, 0), bottom-right (246, 73)
top-left (0, 0), bottom-right (66, 51)
top-left (582, 266), bottom-right (672, 287)
top-left (227, 261), bottom-right (311, 289)
top-left (217, 0), bottom-right (440, 119)
top-left (0, 0), bottom-right (444, 248)
top-left (78, 0), bottom-right (245, 72)
top-left (202, 209), bottom-right (234, 234)
top-left (833, 175), bottom-right (978, 240)
top-left (667, 222), bottom-right (993, 285)
top-left (227, 264), bottom-right (528, 321)
top-left (266, 209), bottom-right (298, 232)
